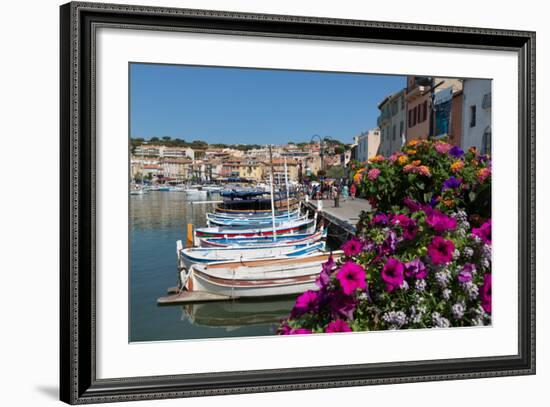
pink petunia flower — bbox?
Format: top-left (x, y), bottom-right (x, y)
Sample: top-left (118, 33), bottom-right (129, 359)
top-left (325, 320), bottom-right (352, 333)
top-left (289, 328), bottom-right (313, 335)
top-left (480, 273), bottom-right (492, 313)
top-left (293, 290), bottom-right (319, 316)
top-left (381, 257), bottom-right (405, 292)
top-left (472, 220), bottom-right (491, 245)
top-left (427, 236), bottom-right (455, 265)
top-left (336, 261), bottom-right (367, 295)
top-left (341, 237), bottom-right (364, 257)
top-left (426, 210), bottom-right (457, 233)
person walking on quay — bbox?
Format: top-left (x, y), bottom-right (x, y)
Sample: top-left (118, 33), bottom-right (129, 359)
top-left (342, 184), bottom-right (349, 202)
top-left (350, 182), bottom-right (357, 200)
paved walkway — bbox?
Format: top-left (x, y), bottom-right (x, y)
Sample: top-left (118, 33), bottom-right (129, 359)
top-left (305, 197), bottom-right (371, 233)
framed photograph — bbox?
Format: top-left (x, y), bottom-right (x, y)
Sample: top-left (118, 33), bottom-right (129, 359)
top-left (60, 1), bottom-right (535, 404)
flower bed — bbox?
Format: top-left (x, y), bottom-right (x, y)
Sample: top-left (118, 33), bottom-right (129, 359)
top-left (279, 139), bottom-right (492, 335)
top-left (350, 139), bottom-right (491, 219)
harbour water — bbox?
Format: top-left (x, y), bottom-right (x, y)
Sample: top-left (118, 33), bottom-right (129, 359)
top-left (129, 191), bottom-right (296, 342)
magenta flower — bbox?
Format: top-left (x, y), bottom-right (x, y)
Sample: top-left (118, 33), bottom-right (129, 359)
top-left (341, 237), bottom-right (364, 257)
top-left (367, 168), bottom-right (381, 181)
top-left (328, 292), bottom-right (357, 319)
top-left (480, 274), bottom-right (492, 314)
top-left (325, 320), bottom-right (352, 333)
top-left (381, 257), bottom-right (405, 292)
top-left (336, 261), bottom-right (367, 295)
top-left (404, 258), bottom-right (427, 279)
top-left (403, 197), bottom-right (421, 212)
top-left (289, 328), bottom-right (313, 335)
top-left (427, 236), bottom-right (455, 265)
top-left (426, 210), bottom-right (457, 233)
top-left (472, 220), bottom-right (492, 245)
top-left (316, 255), bottom-right (335, 288)
top-left (458, 263), bottom-right (476, 283)
top-left (379, 230), bottom-right (398, 255)
top-left (392, 214), bottom-right (418, 240)
top-left (293, 290), bottom-right (319, 316)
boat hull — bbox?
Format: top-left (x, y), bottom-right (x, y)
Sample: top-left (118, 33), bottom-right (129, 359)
top-left (184, 252), bottom-right (341, 298)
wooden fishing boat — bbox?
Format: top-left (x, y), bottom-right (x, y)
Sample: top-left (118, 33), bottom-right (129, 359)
top-left (179, 241), bottom-right (325, 271)
top-left (206, 213), bottom-right (306, 228)
top-left (182, 251), bottom-right (342, 298)
top-left (194, 217), bottom-right (315, 239)
top-left (197, 227), bottom-right (324, 248)
top-left (206, 208), bottom-right (301, 221)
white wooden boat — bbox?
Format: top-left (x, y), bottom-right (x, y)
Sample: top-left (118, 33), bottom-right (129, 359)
top-left (179, 241), bottom-right (325, 271)
top-left (206, 208), bottom-right (301, 221)
top-left (194, 217), bottom-right (315, 239)
top-left (130, 184), bottom-right (144, 195)
top-left (206, 214), bottom-right (306, 228)
top-left (197, 227), bottom-right (324, 248)
top-left (182, 252), bottom-right (342, 298)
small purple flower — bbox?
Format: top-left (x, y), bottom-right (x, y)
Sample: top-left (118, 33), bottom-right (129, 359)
top-left (336, 261), bottom-right (367, 295)
top-left (429, 196), bottom-right (439, 208)
top-left (316, 255), bottom-right (335, 289)
top-left (328, 292), bottom-right (357, 319)
top-left (372, 213), bottom-right (389, 226)
top-left (403, 197), bottom-right (422, 212)
top-left (442, 176), bottom-right (461, 191)
top-left (449, 146), bottom-right (465, 158)
top-left (341, 237), bottom-right (363, 257)
top-left (458, 263), bottom-right (476, 283)
top-left (404, 258), bottom-right (427, 279)
top-left (381, 257), bottom-right (405, 292)
top-left (325, 320), bottom-right (352, 333)
top-left (380, 230), bottom-right (398, 255)
top-left (392, 214), bottom-right (418, 240)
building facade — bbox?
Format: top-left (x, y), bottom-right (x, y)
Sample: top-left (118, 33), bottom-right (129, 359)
top-left (405, 77), bottom-right (463, 144)
top-left (356, 128), bottom-right (381, 162)
top-left (377, 90), bottom-right (406, 157)
top-left (461, 79), bottom-right (492, 154)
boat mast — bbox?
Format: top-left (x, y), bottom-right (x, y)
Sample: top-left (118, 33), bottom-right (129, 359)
top-left (268, 145), bottom-right (277, 241)
top-left (284, 156), bottom-right (290, 221)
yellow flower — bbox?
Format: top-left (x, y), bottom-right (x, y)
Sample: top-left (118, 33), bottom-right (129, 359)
top-left (451, 160), bottom-right (464, 172)
top-left (406, 149), bottom-right (417, 155)
top-left (412, 160), bottom-right (421, 167)
top-left (407, 139), bottom-right (419, 147)
top-left (369, 155), bottom-right (385, 163)
top-left (398, 155), bottom-right (409, 166)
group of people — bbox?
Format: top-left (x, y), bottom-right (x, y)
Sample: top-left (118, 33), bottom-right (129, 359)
top-left (307, 180), bottom-right (357, 201)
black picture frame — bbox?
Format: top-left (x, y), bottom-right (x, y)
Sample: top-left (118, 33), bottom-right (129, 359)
top-left (60, 1), bottom-right (536, 404)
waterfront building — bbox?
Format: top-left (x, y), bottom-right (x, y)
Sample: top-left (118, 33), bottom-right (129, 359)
top-left (161, 158), bottom-right (193, 180)
top-left (377, 90), bottom-right (406, 157)
top-left (356, 128), bottom-right (381, 162)
top-left (405, 76), bottom-right (463, 144)
top-left (461, 79), bottom-right (492, 154)
top-left (238, 160), bottom-right (264, 181)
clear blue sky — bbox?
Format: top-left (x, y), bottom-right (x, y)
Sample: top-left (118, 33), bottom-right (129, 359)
top-left (130, 63), bottom-right (405, 145)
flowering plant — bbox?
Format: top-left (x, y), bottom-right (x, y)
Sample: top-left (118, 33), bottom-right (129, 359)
top-left (350, 139), bottom-right (491, 219)
top-left (279, 203), bottom-right (492, 334)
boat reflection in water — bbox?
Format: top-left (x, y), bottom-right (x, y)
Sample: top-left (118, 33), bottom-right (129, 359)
top-left (180, 297), bottom-right (296, 331)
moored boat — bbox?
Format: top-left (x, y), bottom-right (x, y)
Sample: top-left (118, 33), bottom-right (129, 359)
top-left (179, 241), bottom-right (325, 271)
top-left (197, 227), bottom-right (325, 248)
top-left (194, 217), bottom-right (315, 239)
top-left (182, 251), bottom-right (342, 298)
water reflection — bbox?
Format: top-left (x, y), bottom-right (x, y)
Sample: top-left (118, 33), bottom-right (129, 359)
top-left (129, 191), bottom-right (295, 342)
top-left (180, 297), bottom-right (296, 331)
